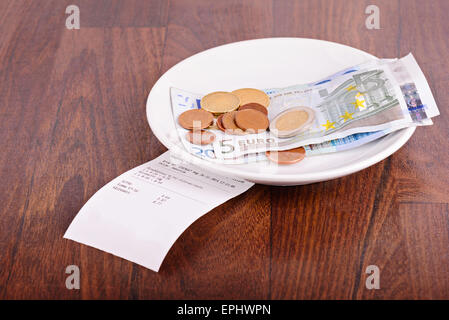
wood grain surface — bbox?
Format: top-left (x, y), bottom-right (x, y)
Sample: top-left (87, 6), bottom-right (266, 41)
top-left (0, 0), bottom-right (448, 299)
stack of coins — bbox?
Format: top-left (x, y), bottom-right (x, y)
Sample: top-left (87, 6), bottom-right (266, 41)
top-left (177, 88), bottom-right (271, 144)
top-left (203, 88), bottom-right (270, 135)
top-left (177, 87), bottom-right (307, 165)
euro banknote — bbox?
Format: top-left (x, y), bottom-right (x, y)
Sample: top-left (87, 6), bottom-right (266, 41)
top-left (212, 54), bottom-right (438, 160)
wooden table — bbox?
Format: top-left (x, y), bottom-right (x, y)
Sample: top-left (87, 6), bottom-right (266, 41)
top-left (1, 0), bottom-right (448, 299)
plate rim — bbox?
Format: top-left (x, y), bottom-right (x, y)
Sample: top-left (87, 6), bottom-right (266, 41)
top-left (146, 37), bottom-right (415, 184)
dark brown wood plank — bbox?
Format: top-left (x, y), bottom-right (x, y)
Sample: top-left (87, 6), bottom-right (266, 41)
top-left (356, 203), bottom-right (449, 299)
top-left (0, 0), bottom-right (167, 296)
top-left (161, 0), bottom-right (274, 71)
top-left (270, 165), bottom-right (397, 299)
top-left (392, 0), bottom-right (449, 203)
top-left (0, 0), bottom-right (68, 299)
top-left (1, 26), bottom-right (166, 299)
top-left (79, 0), bottom-right (168, 27)
top-left (273, 0), bottom-right (401, 57)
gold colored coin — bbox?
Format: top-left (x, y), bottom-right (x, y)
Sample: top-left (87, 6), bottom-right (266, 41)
top-left (200, 91), bottom-right (240, 114)
top-left (269, 106), bottom-right (315, 138)
top-left (275, 110), bottom-right (309, 131)
top-left (231, 88), bottom-right (270, 108)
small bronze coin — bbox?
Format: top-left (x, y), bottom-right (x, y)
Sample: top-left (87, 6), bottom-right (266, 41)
top-left (178, 109), bottom-right (214, 130)
top-left (186, 130), bottom-right (216, 145)
top-left (221, 111), bottom-right (239, 130)
top-left (265, 147), bottom-right (306, 165)
top-left (239, 103), bottom-right (268, 115)
top-left (221, 111), bottom-right (245, 135)
top-left (216, 114), bottom-right (226, 132)
top-left (234, 109), bottom-right (269, 133)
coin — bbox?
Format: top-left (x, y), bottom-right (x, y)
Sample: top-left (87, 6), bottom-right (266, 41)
top-left (178, 109), bottom-right (214, 130)
top-left (221, 111), bottom-right (239, 129)
top-left (186, 130), bottom-right (216, 145)
top-left (265, 147), bottom-right (306, 165)
top-left (200, 91), bottom-right (240, 114)
top-left (234, 109), bottom-right (269, 133)
top-left (239, 103), bottom-right (268, 115)
top-left (216, 114), bottom-right (226, 132)
top-left (231, 88), bottom-right (270, 108)
top-left (222, 111), bottom-right (245, 135)
top-left (269, 106), bottom-right (315, 138)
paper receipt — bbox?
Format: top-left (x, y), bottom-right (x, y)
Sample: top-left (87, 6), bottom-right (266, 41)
top-left (64, 151), bottom-right (254, 272)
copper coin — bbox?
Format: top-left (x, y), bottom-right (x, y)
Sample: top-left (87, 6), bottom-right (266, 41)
top-left (221, 111), bottom-right (239, 130)
top-left (265, 147), bottom-right (306, 165)
top-left (186, 130), bottom-right (216, 145)
top-left (234, 109), bottom-right (269, 132)
top-left (178, 109), bottom-right (213, 130)
top-left (221, 111), bottom-right (245, 135)
top-left (216, 114), bottom-right (226, 132)
top-left (239, 103), bottom-right (268, 115)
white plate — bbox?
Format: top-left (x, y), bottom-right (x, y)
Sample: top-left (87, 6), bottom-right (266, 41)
top-left (146, 38), bottom-right (415, 185)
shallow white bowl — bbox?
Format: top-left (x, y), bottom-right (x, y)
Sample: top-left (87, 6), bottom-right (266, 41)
top-left (146, 38), bottom-right (414, 185)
